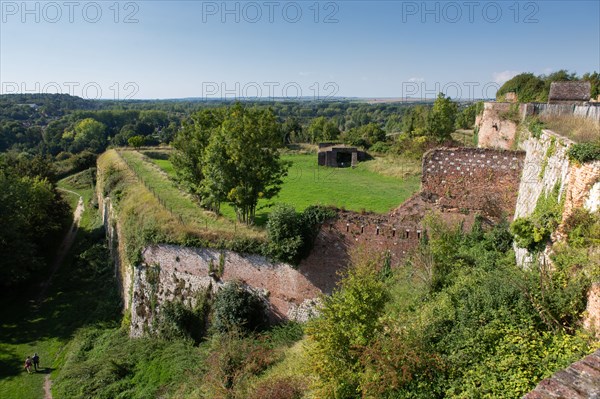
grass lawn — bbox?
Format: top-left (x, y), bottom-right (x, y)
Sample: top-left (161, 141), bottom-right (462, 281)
top-left (0, 172), bottom-right (120, 399)
top-left (149, 153), bottom-right (421, 225)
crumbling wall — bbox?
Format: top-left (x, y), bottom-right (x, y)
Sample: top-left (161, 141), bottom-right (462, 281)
top-left (584, 283), bottom-right (600, 337)
top-left (421, 147), bottom-right (525, 218)
top-left (130, 244), bottom-right (324, 337)
top-left (98, 192), bottom-right (133, 311)
top-left (523, 348), bottom-right (600, 398)
top-left (476, 102), bottom-right (522, 150)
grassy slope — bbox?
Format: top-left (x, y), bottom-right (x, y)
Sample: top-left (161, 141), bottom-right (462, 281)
top-left (0, 171), bottom-right (120, 399)
top-left (117, 150), bottom-right (262, 238)
top-left (151, 153), bottom-right (421, 225)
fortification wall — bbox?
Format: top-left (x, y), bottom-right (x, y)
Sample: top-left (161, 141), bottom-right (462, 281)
top-left (421, 147), bottom-right (525, 218)
top-left (130, 244), bottom-right (325, 337)
top-left (512, 129), bottom-right (600, 264)
top-left (476, 102), bottom-right (521, 150)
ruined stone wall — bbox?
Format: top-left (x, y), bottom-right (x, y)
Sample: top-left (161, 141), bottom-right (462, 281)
top-left (130, 245), bottom-right (325, 337)
top-left (421, 147), bottom-right (525, 218)
top-left (98, 189), bottom-right (133, 311)
top-left (584, 283), bottom-right (600, 337)
top-left (512, 130), bottom-right (600, 264)
top-left (476, 102), bottom-right (522, 150)
top-left (562, 160), bottom-right (600, 223)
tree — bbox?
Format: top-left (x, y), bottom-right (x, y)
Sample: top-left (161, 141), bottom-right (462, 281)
top-left (427, 93), bottom-right (458, 142)
top-left (308, 116), bottom-right (340, 143)
top-left (171, 108), bottom-right (223, 200)
top-left (306, 258), bottom-right (389, 398)
top-left (127, 135), bottom-right (145, 149)
top-left (172, 104), bottom-right (289, 224)
top-left (65, 118), bottom-right (107, 153)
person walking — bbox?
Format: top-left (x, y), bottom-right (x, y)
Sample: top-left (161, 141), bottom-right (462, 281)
top-left (32, 353), bottom-right (40, 372)
top-left (24, 356), bottom-right (32, 374)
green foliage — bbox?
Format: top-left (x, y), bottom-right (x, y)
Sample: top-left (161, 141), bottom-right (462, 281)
top-left (308, 116), bottom-right (340, 143)
top-left (306, 258), bottom-right (389, 398)
top-left (156, 289), bottom-right (210, 343)
top-left (306, 218), bottom-right (594, 398)
top-left (265, 204), bottom-right (304, 263)
top-left (455, 101), bottom-right (482, 130)
top-left (427, 93), bottom-right (459, 141)
top-left (65, 117), bottom-right (108, 153)
top-left (568, 142), bottom-right (600, 163)
top-left (497, 70), bottom-right (582, 103)
top-left (0, 165), bottom-right (70, 287)
top-left (172, 103), bottom-right (289, 224)
top-left (127, 135), bottom-right (146, 149)
top-left (539, 136), bottom-right (557, 178)
top-left (528, 117), bottom-right (545, 139)
top-left (266, 204), bottom-right (336, 264)
top-left (341, 122), bottom-right (386, 149)
top-left (202, 329), bottom-right (278, 399)
top-left (511, 183), bottom-right (564, 252)
top-left (212, 281), bottom-right (267, 333)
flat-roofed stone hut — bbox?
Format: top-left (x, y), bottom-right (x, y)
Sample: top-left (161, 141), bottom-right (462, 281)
top-left (317, 143), bottom-right (366, 167)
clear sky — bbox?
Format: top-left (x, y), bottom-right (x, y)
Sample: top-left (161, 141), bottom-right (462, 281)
top-left (1, 0), bottom-right (599, 100)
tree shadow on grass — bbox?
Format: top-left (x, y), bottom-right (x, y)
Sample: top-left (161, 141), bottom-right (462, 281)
top-left (0, 225), bottom-right (122, 379)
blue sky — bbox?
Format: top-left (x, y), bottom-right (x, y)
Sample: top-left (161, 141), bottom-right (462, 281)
top-left (1, 1), bottom-right (599, 99)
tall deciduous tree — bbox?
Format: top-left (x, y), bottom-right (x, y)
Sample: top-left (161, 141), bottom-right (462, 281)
top-left (427, 93), bottom-right (458, 142)
top-left (172, 104), bottom-right (289, 224)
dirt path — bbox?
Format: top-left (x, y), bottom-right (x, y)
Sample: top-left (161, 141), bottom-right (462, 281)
top-left (37, 193), bottom-right (84, 302)
top-left (38, 191), bottom-right (84, 399)
top-left (43, 375), bottom-right (53, 399)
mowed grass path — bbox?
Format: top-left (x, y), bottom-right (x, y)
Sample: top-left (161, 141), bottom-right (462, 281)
top-left (150, 153), bottom-right (421, 224)
top-left (119, 150), bottom-right (263, 237)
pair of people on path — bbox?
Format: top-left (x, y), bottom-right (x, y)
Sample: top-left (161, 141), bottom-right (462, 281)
top-left (24, 353), bottom-right (40, 374)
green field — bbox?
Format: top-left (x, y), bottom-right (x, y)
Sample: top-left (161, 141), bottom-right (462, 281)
top-left (149, 153), bottom-right (421, 224)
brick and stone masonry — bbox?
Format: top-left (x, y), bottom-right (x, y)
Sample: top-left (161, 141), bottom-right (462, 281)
top-left (421, 147), bottom-right (526, 219)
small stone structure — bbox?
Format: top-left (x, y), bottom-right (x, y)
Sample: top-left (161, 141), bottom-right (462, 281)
top-left (317, 143), bottom-right (366, 167)
top-left (548, 81), bottom-right (591, 105)
top-left (523, 349), bottom-right (600, 398)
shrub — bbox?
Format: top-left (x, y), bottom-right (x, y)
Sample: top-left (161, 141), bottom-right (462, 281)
top-left (369, 141), bottom-right (391, 154)
top-left (212, 281), bottom-right (267, 333)
top-left (266, 204), bottom-right (336, 264)
top-left (249, 377), bottom-right (306, 399)
top-left (510, 183), bottom-right (563, 252)
top-left (568, 142), bottom-right (600, 163)
top-left (156, 289), bottom-right (210, 343)
top-left (266, 204), bottom-right (304, 263)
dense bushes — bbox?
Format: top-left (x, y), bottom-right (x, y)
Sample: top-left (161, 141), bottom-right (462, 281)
top-left (511, 183), bottom-right (564, 252)
top-left (306, 218), bottom-right (594, 398)
top-left (212, 282), bottom-right (267, 333)
top-left (568, 142), bottom-right (600, 163)
top-left (0, 165), bottom-right (71, 287)
top-left (266, 204), bottom-right (336, 264)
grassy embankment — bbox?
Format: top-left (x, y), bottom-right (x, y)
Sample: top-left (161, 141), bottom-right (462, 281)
top-left (144, 151), bottom-right (422, 225)
top-left (98, 149), bottom-right (265, 263)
